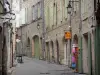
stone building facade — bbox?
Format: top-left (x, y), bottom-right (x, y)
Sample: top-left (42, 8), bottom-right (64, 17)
top-left (17, 0), bottom-right (96, 75)
top-left (0, 0), bottom-right (17, 75)
top-left (17, 0), bottom-right (43, 58)
top-left (44, 0), bottom-right (96, 75)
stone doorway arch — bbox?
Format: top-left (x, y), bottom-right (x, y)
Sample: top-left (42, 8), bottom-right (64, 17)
top-left (56, 40), bottom-right (60, 64)
top-left (50, 41), bottom-right (55, 62)
top-left (26, 37), bottom-right (31, 56)
top-left (32, 35), bottom-right (40, 59)
top-left (73, 34), bottom-right (78, 45)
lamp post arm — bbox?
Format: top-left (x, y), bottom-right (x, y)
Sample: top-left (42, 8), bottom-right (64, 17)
top-left (69, 1), bottom-right (79, 3)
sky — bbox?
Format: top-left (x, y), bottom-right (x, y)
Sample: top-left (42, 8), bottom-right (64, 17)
top-left (12, 0), bottom-right (20, 27)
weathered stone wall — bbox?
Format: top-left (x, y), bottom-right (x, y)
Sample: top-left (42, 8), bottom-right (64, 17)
top-left (17, 0), bottom-right (95, 74)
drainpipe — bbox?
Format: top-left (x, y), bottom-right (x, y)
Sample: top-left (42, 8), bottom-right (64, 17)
top-left (41, 0), bottom-right (46, 60)
top-left (78, 0), bottom-right (83, 73)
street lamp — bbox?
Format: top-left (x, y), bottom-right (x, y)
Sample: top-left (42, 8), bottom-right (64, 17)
top-left (67, 0), bottom-right (83, 73)
top-left (37, 23), bottom-right (40, 30)
top-left (67, 3), bottom-right (72, 14)
top-left (67, 2), bottom-right (72, 68)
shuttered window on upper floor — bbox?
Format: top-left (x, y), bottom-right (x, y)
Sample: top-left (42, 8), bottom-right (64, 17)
top-left (62, 0), bottom-right (65, 21)
top-left (57, 1), bottom-right (62, 25)
top-left (45, 6), bottom-right (49, 28)
top-left (87, 0), bottom-right (94, 17)
top-left (81, 0), bottom-right (88, 20)
top-left (49, 2), bottom-right (53, 28)
top-left (32, 2), bottom-right (42, 21)
top-left (21, 8), bottom-right (25, 24)
top-left (47, 6), bottom-right (50, 28)
top-left (25, 8), bottom-right (28, 23)
top-left (32, 5), bottom-right (38, 21)
top-left (73, 0), bottom-right (79, 13)
top-left (27, 6), bottom-right (32, 23)
top-left (38, 2), bottom-right (42, 19)
top-left (64, 0), bottom-right (68, 19)
top-left (53, 2), bottom-right (57, 25)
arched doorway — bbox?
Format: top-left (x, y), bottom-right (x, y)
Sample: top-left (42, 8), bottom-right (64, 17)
top-left (73, 34), bottom-right (78, 45)
top-left (27, 37), bottom-right (30, 46)
top-left (26, 37), bottom-right (30, 56)
top-left (56, 40), bottom-right (60, 64)
top-left (32, 37), bottom-right (34, 57)
top-left (33, 35), bottom-right (40, 59)
top-left (51, 41), bottom-right (55, 62)
top-left (46, 42), bottom-right (50, 61)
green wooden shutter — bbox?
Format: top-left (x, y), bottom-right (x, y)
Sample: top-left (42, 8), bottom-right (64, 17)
top-left (53, 2), bottom-right (56, 25)
top-left (57, 1), bottom-right (62, 24)
top-left (50, 2), bottom-right (53, 28)
top-left (34, 37), bottom-right (40, 59)
top-left (47, 6), bottom-right (50, 27)
top-left (64, 0), bottom-right (68, 19)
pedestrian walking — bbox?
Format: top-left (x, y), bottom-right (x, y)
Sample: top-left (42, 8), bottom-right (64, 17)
top-left (16, 39), bottom-right (23, 63)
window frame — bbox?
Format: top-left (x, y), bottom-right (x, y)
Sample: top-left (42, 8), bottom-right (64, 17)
top-left (32, 1), bottom-right (42, 21)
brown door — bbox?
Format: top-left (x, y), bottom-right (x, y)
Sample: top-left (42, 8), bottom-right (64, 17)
top-left (56, 40), bottom-right (60, 64)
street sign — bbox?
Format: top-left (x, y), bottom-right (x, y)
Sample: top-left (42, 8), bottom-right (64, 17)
top-left (65, 31), bottom-right (71, 39)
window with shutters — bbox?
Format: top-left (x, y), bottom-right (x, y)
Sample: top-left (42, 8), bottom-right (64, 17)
top-left (32, 2), bottom-right (42, 21)
top-left (53, 2), bottom-right (56, 25)
top-left (50, 2), bottom-right (53, 28)
top-left (62, 0), bottom-right (65, 21)
top-left (47, 6), bottom-right (50, 28)
top-left (45, 5), bottom-right (50, 30)
top-left (38, 2), bottom-right (42, 19)
top-left (32, 5), bottom-right (38, 21)
top-left (56, 1), bottom-right (61, 25)
top-left (58, 1), bottom-right (62, 24)
top-left (81, 0), bottom-right (88, 20)
top-left (64, 0), bottom-right (68, 19)
top-left (32, 5), bottom-right (35, 21)
top-left (21, 8), bottom-right (25, 24)
top-left (45, 6), bottom-right (48, 28)
top-left (25, 8), bottom-right (28, 23)
top-left (73, 0), bottom-right (79, 13)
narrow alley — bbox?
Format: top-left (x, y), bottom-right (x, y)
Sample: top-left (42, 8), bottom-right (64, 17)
top-left (11, 57), bottom-right (79, 75)
top-left (0, 0), bottom-right (100, 75)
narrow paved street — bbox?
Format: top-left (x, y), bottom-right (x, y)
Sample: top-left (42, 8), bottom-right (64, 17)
top-left (12, 57), bottom-right (80, 75)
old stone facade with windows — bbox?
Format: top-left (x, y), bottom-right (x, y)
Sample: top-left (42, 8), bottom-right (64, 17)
top-left (44, 0), bottom-right (96, 74)
top-left (17, 0), bottom-right (97, 75)
top-left (17, 0), bottom-right (43, 58)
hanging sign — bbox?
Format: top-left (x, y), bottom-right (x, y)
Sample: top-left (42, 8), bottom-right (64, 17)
top-left (65, 31), bottom-right (71, 39)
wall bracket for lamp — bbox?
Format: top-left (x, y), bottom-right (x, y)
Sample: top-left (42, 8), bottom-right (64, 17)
top-left (0, 12), bottom-right (16, 21)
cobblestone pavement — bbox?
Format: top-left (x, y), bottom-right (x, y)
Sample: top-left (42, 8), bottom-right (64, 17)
top-left (11, 57), bottom-right (84, 75)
